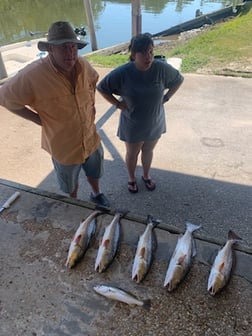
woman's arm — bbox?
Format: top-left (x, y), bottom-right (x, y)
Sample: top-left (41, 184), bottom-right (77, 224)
top-left (98, 91), bottom-right (126, 110)
top-left (163, 78), bottom-right (184, 104)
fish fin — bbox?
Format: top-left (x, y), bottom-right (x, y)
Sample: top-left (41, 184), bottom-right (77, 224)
top-left (103, 239), bottom-right (110, 248)
top-left (146, 214), bottom-right (161, 228)
top-left (140, 247), bottom-right (146, 258)
top-left (218, 262), bottom-right (225, 272)
top-left (142, 299), bottom-right (151, 310)
top-left (228, 230), bottom-right (242, 242)
top-left (132, 273), bottom-right (137, 281)
top-left (75, 234), bottom-right (82, 244)
top-left (146, 214), bottom-right (153, 223)
top-left (165, 280), bottom-right (173, 292)
top-left (95, 205), bottom-right (110, 213)
top-left (113, 208), bottom-right (129, 217)
top-left (186, 221), bottom-right (201, 232)
top-left (192, 239), bottom-right (197, 257)
top-left (132, 274), bottom-right (140, 283)
top-left (208, 285), bottom-right (216, 296)
top-left (177, 254), bottom-right (187, 265)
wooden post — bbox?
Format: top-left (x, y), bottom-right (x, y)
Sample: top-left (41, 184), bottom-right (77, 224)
top-left (132, 0), bottom-right (142, 37)
top-left (83, 0), bottom-right (98, 51)
top-left (0, 52), bottom-right (8, 79)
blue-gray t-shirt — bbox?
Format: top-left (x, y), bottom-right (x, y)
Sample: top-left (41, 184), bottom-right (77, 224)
top-left (97, 60), bottom-right (183, 143)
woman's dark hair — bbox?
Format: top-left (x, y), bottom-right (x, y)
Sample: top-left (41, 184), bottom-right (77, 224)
top-left (128, 33), bottom-right (153, 61)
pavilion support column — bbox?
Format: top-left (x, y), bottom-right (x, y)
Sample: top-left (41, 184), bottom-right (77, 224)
top-left (83, 0), bottom-right (98, 51)
top-left (132, 0), bottom-right (142, 37)
top-left (0, 52), bottom-right (7, 79)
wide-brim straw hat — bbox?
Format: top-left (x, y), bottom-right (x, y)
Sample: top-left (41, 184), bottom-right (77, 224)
top-left (38, 21), bottom-right (88, 51)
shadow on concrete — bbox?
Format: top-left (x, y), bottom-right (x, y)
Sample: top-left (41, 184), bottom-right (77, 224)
top-left (35, 111), bottom-right (252, 251)
top-left (36, 162), bottom-right (252, 245)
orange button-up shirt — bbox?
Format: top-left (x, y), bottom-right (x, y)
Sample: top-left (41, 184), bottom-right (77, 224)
top-left (0, 56), bottom-right (100, 165)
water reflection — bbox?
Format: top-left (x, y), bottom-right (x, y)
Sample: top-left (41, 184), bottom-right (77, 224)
top-left (0, 0), bottom-right (233, 49)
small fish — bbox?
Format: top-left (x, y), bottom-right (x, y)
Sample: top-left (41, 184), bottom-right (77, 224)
top-left (207, 230), bottom-right (242, 296)
top-left (132, 215), bottom-right (159, 283)
top-left (66, 210), bottom-right (102, 268)
top-left (93, 284), bottom-right (151, 308)
top-left (95, 211), bottom-right (123, 273)
top-left (164, 221), bottom-right (201, 291)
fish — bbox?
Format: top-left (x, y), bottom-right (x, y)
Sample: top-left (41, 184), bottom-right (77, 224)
top-left (164, 221), bottom-right (201, 291)
top-left (65, 210), bottom-right (102, 268)
top-left (131, 215), bottom-right (159, 283)
top-left (94, 211), bottom-right (124, 273)
top-left (93, 284), bottom-right (151, 308)
top-left (207, 230), bottom-right (242, 296)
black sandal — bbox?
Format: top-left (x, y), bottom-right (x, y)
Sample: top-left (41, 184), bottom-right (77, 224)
top-left (128, 181), bottom-right (138, 193)
top-left (142, 177), bottom-right (156, 191)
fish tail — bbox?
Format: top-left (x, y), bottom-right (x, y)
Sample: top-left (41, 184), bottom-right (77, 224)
top-left (80, 208), bottom-right (107, 223)
top-left (186, 221), bottom-right (201, 232)
top-left (147, 214), bottom-right (161, 228)
top-left (142, 299), bottom-right (151, 310)
top-left (95, 263), bottom-right (103, 273)
top-left (95, 205), bottom-right (110, 213)
top-left (228, 230), bottom-right (242, 243)
top-left (113, 208), bottom-right (129, 217)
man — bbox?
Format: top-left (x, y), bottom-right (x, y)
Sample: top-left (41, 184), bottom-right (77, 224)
top-left (0, 21), bottom-right (110, 207)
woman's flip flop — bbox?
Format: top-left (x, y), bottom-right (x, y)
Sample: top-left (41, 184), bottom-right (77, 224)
top-left (142, 177), bottom-right (156, 191)
top-left (128, 181), bottom-right (138, 193)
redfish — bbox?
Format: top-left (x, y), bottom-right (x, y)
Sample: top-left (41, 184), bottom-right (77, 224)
top-left (207, 230), bottom-right (242, 296)
top-left (164, 222), bottom-right (201, 291)
top-left (65, 210), bottom-right (102, 268)
top-left (95, 211), bottom-right (124, 273)
top-left (93, 284), bottom-right (151, 308)
top-left (132, 215), bottom-right (159, 283)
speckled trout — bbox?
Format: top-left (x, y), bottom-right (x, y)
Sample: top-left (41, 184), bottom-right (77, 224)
top-left (207, 230), bottom-right (242, 296)
top-left (164, 222), bottom-right (201, 291)
top-left (93, 284), bottom-right (151, 308)
top-left (132, 215), bottom-right (159, 283)
top-left (65, 210), bottom-right (102, 268)
top-left (95, 211), bottom-right (124, 273)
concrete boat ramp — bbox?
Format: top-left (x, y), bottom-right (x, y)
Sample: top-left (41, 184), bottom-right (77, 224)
top-left (0, 39), bottom-right (46, 80)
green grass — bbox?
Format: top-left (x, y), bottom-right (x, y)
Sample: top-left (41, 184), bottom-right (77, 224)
top-left (86, 53), bottom-right (129, 68)
top-left (168, 2), bottom-right (252, 73)
top-left (85, 2), bottom-right (252, 76)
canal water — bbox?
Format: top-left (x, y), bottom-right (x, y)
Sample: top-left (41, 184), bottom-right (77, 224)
top-left (0, 0), bottom-right (235, 53)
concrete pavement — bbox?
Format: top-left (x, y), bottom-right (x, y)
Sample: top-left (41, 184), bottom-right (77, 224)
top-left (0, 70), bottom-right (251, 248)
top-left (0, 69), bottom-right (252, 335)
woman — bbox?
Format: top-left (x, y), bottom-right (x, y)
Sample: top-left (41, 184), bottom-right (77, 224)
top-left (97, 33), bottom-right (184, 193)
